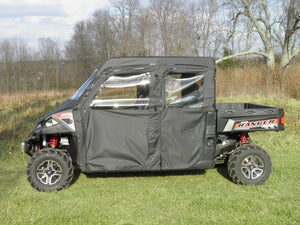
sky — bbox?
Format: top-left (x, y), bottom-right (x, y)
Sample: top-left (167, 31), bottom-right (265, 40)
top-left (0, 0), bottom-right (112, 48)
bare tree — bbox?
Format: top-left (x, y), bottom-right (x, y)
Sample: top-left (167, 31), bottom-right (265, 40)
top-left (0, 39), bottom-right (16, 92)
top-left (219, 0), bottom-right (275, 68)
top-left (279, 0), bottom-right (300, 67)
top-left (135, 7), bottom-right (153, 56)
top-left (38, 38), bottom-right (62, 90)
top-left (91, 9), bottom-right (115, 59)
top-left (194, 0), bottom-right (221, 57)
top-left (149, 0), bottom-right (194, 56)
top-left (65, 21), bottom-right (96, 78)
top-left (218, 0), bottom-right (300, 69)
top-left (0, 38), bottom-right (36, 93)
top-left (110, 0), bottom-right (140, 56)
top-left (64, 0), bottom-right (226, 59)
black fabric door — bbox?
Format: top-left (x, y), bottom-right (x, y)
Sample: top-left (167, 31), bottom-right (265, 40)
top-left (84, 71), bottom-right (161, 172)
top-left (85, 109), bottom-right (151, 171)
top-left (160, 70), bottom-right (214, 170)
top-left (160, 108), bottom-right (209, 169)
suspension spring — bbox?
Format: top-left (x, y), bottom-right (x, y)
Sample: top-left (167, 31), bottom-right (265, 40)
top-left (240, 133), bottom-right (248, 145)
top-left (50, 135), bottom-right (59, 148)
top-left (35, 142), bottom-right (41, 152)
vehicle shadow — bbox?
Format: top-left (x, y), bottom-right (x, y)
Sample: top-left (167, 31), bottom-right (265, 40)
top-left (69, 165), bottom-right (82, 186)
top-left (70, 165), bottom-right (233, 187)
top-left (215, 164), bottom-right (232, 182)
top-left (84, 169), bottom-right (206, 179)
top-left (69, 167), bottom-right (205, 188)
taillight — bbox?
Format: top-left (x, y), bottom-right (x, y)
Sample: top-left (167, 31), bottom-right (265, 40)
top-left (280, 115), bottom-right (285, 127)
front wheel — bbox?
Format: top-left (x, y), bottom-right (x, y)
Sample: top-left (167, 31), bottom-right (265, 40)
top-left (228, 145), bottom-right (272, 186)
top-left (27, 149), bottom-right (74, 191)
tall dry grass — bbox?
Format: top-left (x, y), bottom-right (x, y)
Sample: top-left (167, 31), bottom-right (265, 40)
top-left (216, 63), bottom-right (300, 99)
top-left (284, 64), bottom-right (300, 99)
top-left (0, 89), bottom-right (75, 108)
top-left (1, 63), bottom-right (299, 103)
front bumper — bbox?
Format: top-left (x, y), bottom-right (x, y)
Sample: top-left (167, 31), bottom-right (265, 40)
top-left (22, 137), bottom-right (37, 156)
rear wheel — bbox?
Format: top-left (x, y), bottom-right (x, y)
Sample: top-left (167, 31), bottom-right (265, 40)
top-left (228, 145), bottom-right (272, 185)
top-left (27, 149), bottom-right (74, 191)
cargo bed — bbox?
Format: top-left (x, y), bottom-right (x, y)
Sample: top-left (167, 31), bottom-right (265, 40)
top-left (216, 103), bottom-right (284, 133)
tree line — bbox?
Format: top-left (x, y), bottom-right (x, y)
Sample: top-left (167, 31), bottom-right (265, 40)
top-left (0, 0), bottom-right (299, 94)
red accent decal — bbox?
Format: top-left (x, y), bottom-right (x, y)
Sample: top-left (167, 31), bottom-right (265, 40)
top-left (55, 112), bottom-right (72, 119)
top-left (280, 115), bottom-right (285, 126)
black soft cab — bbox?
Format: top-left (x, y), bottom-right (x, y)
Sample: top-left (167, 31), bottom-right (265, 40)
top-left (23, 57), bottom-right (284, 191)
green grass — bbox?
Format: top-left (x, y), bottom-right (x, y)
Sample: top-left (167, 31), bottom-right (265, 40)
top-left (0, 95), bottom-right (300, 224)
top-left (0, 94), bottom-right (68, 156)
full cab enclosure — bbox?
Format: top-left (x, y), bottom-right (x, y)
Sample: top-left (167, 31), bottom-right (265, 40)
top-left (74, 57), bottom-right (216, 172)
top-left (24, 57), bottom-right (284, 191)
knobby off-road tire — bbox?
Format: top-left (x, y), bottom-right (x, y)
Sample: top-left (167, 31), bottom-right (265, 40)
top-left (228, 144), bottom-right (272, 186)
top-left (27, 149), bottom-right (74, 191)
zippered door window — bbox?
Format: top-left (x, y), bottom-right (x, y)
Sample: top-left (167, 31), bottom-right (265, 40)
top-left (166, 73), bottom-right (204, 108)
top-left (90, 73), bottom-right (150, 110)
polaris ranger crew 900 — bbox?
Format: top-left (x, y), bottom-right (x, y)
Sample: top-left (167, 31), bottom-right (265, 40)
top-left (23, 57), bottom-right (284, 191)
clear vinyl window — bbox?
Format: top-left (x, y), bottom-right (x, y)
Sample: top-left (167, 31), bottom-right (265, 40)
top-left (91, 73), bottom-right (150, 109)
top-left (166, 73), bottom-right (204, 108)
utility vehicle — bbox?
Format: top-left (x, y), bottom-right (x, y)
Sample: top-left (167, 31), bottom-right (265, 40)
top-left (23, 57), bottom-right (284, 191)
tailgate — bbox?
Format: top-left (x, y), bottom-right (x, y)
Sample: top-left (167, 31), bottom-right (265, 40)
top-left (216, 103), bottom-right (284, 133)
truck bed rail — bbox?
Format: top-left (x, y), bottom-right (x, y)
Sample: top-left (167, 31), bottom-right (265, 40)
top-left (216, 103), bottom-right (284, 133)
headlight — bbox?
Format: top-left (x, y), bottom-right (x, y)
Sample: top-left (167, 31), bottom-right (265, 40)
top-left (45, 118), bottom-right (59, 127)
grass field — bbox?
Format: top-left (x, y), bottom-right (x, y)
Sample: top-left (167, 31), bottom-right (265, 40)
top-left (0, 94), bottom-right (299, 224)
